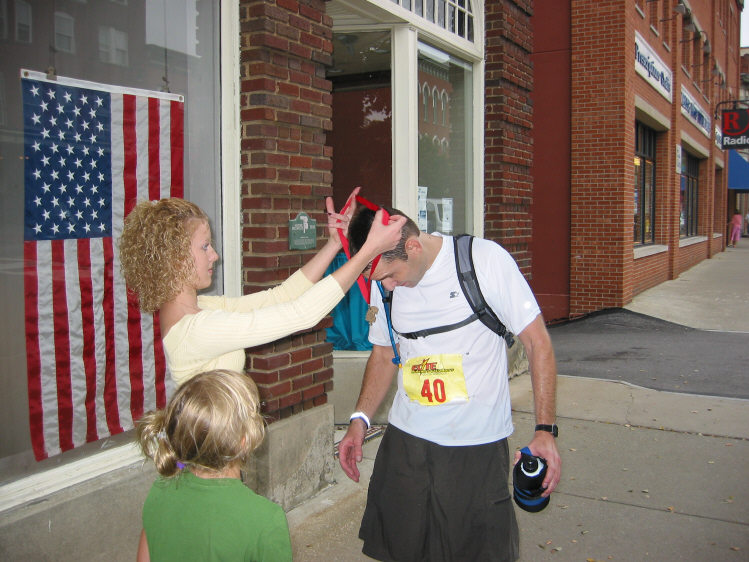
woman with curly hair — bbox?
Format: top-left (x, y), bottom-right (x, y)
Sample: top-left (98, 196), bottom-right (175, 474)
top-left (135, 369), bottom-right (290, 561)
top-left (119, 189), bottom-right (404, 385)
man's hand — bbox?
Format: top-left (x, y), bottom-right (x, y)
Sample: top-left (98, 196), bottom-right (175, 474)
top-left (339, 418), bottom-right (367, 482)
top-left (514, 431), bottom-right (561, 497)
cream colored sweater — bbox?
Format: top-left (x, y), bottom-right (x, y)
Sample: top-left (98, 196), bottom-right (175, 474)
top-left (162, 270), bottom-right (344, 386)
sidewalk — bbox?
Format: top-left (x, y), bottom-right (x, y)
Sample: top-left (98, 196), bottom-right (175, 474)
top-left (287, 245), bottom-right (749, 561)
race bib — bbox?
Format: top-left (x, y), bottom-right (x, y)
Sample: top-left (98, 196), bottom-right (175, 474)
top-left (403, 354), bottom-right (468, 406)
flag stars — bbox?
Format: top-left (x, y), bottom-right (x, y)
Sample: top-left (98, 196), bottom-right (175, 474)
top-left (46, 89), bottom-right (56, 100)
top-left (50, 142), bottom-right (59, 154)
top-left (42, 209), bottom-right (51, 220)
top-left (94, 96), bottom-right (103, 107)
top-left (33, 224), bottom-right (43, 234)
top-left (89, 159), bottom-right (97, 169)
top-left (34, 196), bottom-right (42, 207)
top-left (51, 223), bottom-right (60, 235)
top-left (67, 170), bottom-right (75, 182)
top-left (50, 170), bottom-right (60, 181)
top-left (88, 108), bottom-right (97, 119)
top-left (74, 158), bottom-right (83, 168)
top-left (32, 140), bottom-right (41, 151)
top-left (81, 120), bottom-right (90, 131)
top-left (56, 103), bottom-right (65, 114)
top-left (31, 113), bottom-right (41, 125)
top-left (51, 196), bottom-right (60, 207)
top-left (58, 156), bottom-right (66, 167)
top-left (65, 144), bottom-right (74, 155)
top-left (73, 106), bottom-right (81, 117)
top-left (48, 115), bottom-right (57, 127)
top-left (40, 100), bottom-right (48, 112)
top-left (65, 118), bottom-right (74, 129)
top-left (57, 130), bottom-right (66, 141)
top-left (30, 85), bottom-right (40, 97)
top-left (80, 94), bottom-right (88, 105)
top-left (41, 128), bottom-right (50, 139)
top-left (33, 169), bottom-right (42, 179)
top-left (41, 155), bottom-right (50, 166)
top-left (67, 223), bottom-right (77, 234)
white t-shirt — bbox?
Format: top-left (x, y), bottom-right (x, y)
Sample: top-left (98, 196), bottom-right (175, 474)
top-left (368, 234), bottom-right (540, 446)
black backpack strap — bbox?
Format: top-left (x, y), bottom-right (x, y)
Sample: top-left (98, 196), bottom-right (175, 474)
top-left (454, 235), bottom-right (515, 348)
top-left (398, 314), bottom-right (480, 339)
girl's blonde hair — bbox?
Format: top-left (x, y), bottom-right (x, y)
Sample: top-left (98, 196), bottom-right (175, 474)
top-left (136, 370), bottom-right (265, 477)
top-left (119, 198), bottom-right (210, 312)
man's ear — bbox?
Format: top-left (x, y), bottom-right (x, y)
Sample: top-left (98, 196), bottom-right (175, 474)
top-left (404, 236), bottom-right (422, 258)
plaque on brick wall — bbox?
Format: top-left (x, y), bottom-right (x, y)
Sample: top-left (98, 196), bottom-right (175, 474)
top-left (289, 212), bottom-right (316, 250)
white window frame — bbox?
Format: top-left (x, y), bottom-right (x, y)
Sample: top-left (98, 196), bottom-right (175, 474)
top-left (0, 0), bottom-right (241, 513)
top-left (330, 1), bottom-right (484, 234)
top-left (54, 11), bottom-right (75, 54)
top-left (14, 0), bottom-right (31, 43)
top-left (0, 0), bottom-right (8, 40)
top-left (98, 25), bottom-right (129, 66)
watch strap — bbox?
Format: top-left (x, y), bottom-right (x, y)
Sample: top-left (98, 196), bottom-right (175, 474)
top-left (535, 423), bottom-right (558, 437)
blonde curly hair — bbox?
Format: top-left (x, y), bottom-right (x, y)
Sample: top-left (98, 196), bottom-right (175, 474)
top-left (119, 198), bottom-right (209, 312)
top-left (136, 369), bottom-right (265, 477)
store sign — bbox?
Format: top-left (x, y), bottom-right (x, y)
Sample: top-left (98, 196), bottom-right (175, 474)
top-left (680, 86), bottom-right (711, 138)
top-left (634, 32), bottom-right (672, 101)
top-left (720, 108), bottom-right (749, 149)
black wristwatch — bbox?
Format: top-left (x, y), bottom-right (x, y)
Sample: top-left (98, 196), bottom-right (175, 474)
top-left (535, 424), bottom-right (559, 437)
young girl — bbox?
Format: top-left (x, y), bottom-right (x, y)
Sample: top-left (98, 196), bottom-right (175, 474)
top-left (119, 190), bottom-right (405, 385)
top-left (136, 369), bottom-right (290, 561)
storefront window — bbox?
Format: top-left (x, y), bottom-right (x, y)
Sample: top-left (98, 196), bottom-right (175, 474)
top-left (634, 121), bottom-right (656, 245)
top-left (1, 0), bottom-right (223, 474)
top-left (417, 41), bottom-right (473, 236)
top-left (680, 152), bottom-right (699, 237)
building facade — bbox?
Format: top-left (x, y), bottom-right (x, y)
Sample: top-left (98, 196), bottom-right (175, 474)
top-left (532, 0), bottom-right (742, 321)
top-left (0, 0), bottom-right (742, 557)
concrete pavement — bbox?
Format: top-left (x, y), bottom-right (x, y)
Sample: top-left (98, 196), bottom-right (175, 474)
top-left (287, 244), bottom-right (749, 561)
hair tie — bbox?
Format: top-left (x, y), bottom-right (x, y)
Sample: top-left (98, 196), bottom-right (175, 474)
top-left (176, 462), bottom-right (185, 470)
top-left (156, 430), bottom-right (167, 441)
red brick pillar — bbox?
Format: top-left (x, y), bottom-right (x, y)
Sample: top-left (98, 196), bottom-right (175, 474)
top-left (239, 0), bottom-right (335, 422)
top-left (484, 0), bottom-right (535, 275)
top-left (568, 0), bottom-right (633, 315)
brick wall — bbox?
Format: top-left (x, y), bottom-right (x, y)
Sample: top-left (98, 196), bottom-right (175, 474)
top-left (484, 0), bottom-right (535, 274)
top-left (239, 0), bottom-right (335, 422)
top-left (632, 253), bottom-right (669, 295)
top-left (569, 0), bottom-right (634, 315)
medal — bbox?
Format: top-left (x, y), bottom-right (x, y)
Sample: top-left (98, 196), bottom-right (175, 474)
top-left (365, 305), bottom-right (379, 325)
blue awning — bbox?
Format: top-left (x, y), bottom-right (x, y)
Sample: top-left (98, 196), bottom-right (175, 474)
top-left (728, 150), bottom-right (749, 192)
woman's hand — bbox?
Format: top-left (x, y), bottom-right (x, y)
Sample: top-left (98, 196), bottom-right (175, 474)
top-left (325, 186), bottom-right (361, 247)
top-left (361, 210), bottom-right (407, 256)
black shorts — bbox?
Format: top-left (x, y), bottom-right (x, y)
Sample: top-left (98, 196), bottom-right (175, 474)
top-left (359, 425), bottom-right (519, 562)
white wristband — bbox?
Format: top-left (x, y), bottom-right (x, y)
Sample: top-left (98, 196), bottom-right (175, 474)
top-left (349, 411), bottom-right (371, 429)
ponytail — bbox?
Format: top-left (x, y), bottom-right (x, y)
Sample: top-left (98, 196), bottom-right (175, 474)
top-left (136, 410), bottom-right (180, 477)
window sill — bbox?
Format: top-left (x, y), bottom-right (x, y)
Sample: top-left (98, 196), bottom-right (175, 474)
top-left (679, 235), bottom-right (708, 247)
top-left (634, 244), bottom-right (668, 259)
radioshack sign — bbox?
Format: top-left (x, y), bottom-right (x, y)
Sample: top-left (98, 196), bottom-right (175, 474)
top-left (721, 108), bottom-right (749, 149)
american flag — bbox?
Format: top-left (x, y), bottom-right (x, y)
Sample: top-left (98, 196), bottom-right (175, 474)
top-left (22, 70), bottom-right (183, 460)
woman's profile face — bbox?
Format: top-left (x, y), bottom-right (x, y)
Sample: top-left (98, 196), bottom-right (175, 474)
top-left (188, 220), bottom-right (219, 290)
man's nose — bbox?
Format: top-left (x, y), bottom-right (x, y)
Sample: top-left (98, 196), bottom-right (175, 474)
top-left (382, 279), bottom-right (397, 291)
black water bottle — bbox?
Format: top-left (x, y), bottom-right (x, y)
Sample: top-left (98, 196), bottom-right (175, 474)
top-left (513, 446), bottom-right (550, 512)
